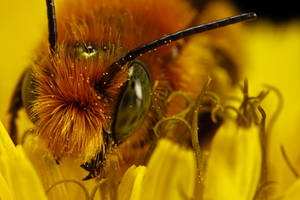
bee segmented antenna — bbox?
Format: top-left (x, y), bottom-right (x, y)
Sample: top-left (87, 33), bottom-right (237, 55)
top-left (46, 0), bottom-right (57, 52)
top-left (124, 12), bottom-right (257, 61)
top-left (99, 12), bottom-right (257, 87)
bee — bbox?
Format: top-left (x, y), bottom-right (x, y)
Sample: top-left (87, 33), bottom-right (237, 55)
top-left (8, 0), bottom-right (256, 180)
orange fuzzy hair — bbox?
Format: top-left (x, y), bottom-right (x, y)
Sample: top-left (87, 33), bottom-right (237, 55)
top-left (29, 0), bottom-right (197, 162)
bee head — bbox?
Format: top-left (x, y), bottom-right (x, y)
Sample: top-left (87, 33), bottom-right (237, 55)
top-left (20, 0), bottom-right (257, 161)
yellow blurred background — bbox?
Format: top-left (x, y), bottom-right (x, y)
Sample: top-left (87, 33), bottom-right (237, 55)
top-left (244, 21), bottom-right (300, 195)
top-left (0, 0), bottom-right (45, 120)
top-left (0, 0), bottom-right (300, 197)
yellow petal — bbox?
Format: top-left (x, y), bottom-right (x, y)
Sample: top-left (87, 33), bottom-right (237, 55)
top-left (0, 120), bottom-right (17, 184)
top-left (141, 139), bottom-right (196, 200)
top-left (22, 134), bottom-right (69, 200)
top-left (281, 179), bottom-right (300, 200)
top-left (0, 121), bottom-right (14, 200)
top-left (0, 173), bottom-right (13, 200)
top-left (118, 165), bottom-right (146, 200)
top-left (8, 146), bottom-right (47, 199)
top-left (0, 120), bottom-right (16, 157)
top-left (204, 121), bottom-right (262, 200)
top-left (0, 121), bottom-right (47, 199)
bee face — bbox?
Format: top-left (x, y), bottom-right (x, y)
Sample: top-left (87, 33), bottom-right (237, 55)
top-left (9, 0), bottom-right (256, 179)
top-left (18, 0), bottom-right (196, 163)
top-left (21, 40), bottom-right (153, 161)
top-left (22, 43), bottom-right (122, 161)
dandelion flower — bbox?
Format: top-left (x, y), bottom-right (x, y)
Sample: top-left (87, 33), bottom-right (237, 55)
top-left (203, 120), bottom-right (262, 200)
top-left (0, 121), bottom-right (47, 200)
top-left (118, 139), bottom-right (196, 200)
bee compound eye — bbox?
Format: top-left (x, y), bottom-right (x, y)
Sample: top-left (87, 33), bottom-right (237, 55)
top-left (112, 61), bottom-right (152, 144)
top-left (21, 67), bottom-right (39, 123)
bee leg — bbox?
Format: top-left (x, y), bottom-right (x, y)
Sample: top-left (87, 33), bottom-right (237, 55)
top-left (81, 151), bottom-right (105, 180)
top-left (81, 128), bottom-right (113, 180)
top-left (8, 72), bottom-right (26, 145)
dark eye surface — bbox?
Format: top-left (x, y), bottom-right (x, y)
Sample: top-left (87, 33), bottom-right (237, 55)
top-left (22, 67), bottom-right (38, 122)
top-left (113, 61), bottom-right (152, 144)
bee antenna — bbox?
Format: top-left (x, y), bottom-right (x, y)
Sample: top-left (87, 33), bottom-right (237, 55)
top-left (97, 12), bottom-right (257, 90)
top-left (46, 0), bottom-right (57, 53)
top-left (124, 12), bottom-right (257, 62)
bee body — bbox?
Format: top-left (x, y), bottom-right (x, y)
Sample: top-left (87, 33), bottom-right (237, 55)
top-left (9, 0), bottom-right (252, 179)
